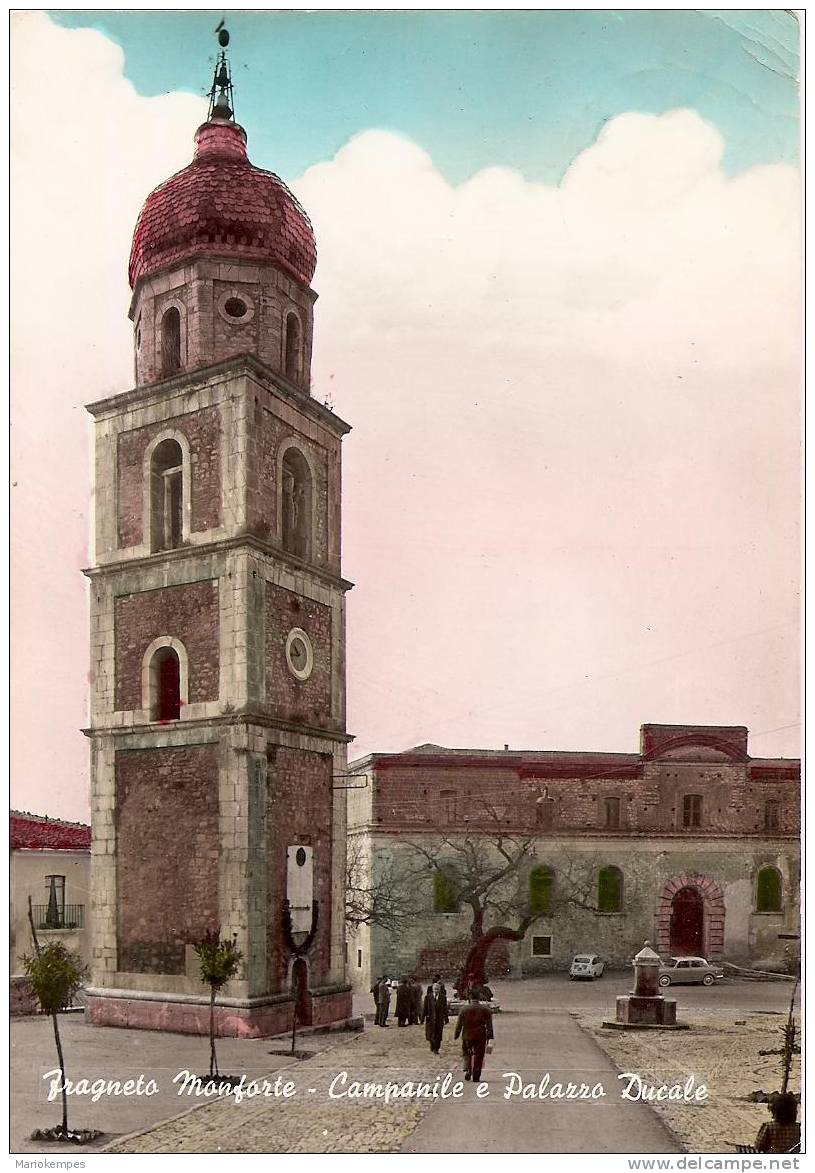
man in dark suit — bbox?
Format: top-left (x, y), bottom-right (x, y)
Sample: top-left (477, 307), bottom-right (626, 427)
top-left (454, 989), bottom-right (494, 1082)
top-left (377, 976), bottom-right (391, 1026)
top-left (423, 974), bottom-right (449, 1053)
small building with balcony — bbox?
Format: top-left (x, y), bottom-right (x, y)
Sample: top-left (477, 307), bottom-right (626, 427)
top-left (10, 811), bottom-right (91, 1008)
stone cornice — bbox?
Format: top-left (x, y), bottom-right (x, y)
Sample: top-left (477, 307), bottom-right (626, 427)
top-left (83, 711), bottom-right (353, 744)
top-left (364, 826), bottom-right (801, 842)
top-left (85, 353), bottom-right (351, 436)
top-left (83, 535), bottom-right (354, 593)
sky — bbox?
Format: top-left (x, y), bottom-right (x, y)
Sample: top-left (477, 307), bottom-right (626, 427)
top-left (11, 10), bottom-right (801, 822)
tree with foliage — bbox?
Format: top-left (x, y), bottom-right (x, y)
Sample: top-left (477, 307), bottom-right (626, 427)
top-left (24, 899), bottom-right (86, 1136)
top-left (193, 930), bottom-right (242, 1079)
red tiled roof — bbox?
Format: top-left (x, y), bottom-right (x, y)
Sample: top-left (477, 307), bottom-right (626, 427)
top-left (129, 120), bottom-right (316, 290)
top-left (11, 812), bottom-right (91, 851)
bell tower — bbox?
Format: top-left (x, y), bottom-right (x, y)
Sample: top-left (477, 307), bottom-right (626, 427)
top-left (85, 31), bottom-right (354, 1036)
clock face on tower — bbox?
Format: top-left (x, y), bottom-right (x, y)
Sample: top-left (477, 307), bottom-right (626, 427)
top-left (285, 627), bottom-right (314, 681)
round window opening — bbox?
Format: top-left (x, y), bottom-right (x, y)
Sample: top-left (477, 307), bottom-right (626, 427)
top-left (285, 627), bottom-right (314, 681)
top-left (224, 296), bottom-right (248, 319)
top-left (296, 847), bottom-right (307, 867)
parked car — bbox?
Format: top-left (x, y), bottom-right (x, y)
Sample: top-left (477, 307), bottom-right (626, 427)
top-left (569, 954), bottom-right (605, 980)
top-left (447, 997), bottom-right (501, 1016)
top-left (658, 956), bottom-right (724, 986)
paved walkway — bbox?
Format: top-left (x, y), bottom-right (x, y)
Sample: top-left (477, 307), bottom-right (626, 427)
top-left (104, 1024), bottom-right (451, 1153)
top-left (402, 1008), bottom-right (679, 1154)
top-left (100, 1009), bottom-right (678, 1155)
top-left (14, 986), bottom-right (693, 1155)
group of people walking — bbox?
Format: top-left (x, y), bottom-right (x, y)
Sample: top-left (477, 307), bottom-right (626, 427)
top-left (370, 974), bottom-right (494, 1081)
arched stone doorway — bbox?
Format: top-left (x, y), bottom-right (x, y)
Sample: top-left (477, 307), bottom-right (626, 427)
top-left (669, 887), bottom-right (704, 954)
top-left (291, 957), bottom-right (313, 1026)
top-left (657, 874), bottom-right (725, 958)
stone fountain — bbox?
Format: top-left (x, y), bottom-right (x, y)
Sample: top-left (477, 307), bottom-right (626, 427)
top-left (603, 941), bottom-right (689, 1031)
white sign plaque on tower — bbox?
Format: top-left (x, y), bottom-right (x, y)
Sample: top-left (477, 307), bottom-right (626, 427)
top-left (287, 844), bottom-right (314, 936)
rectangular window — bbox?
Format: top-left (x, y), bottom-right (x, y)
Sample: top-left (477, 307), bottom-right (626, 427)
top-left (765, 800), bottom-right (781, 831)
top-left (433, 870), bottom-right (460, 913)
top-left (44, 875), bottom-right (66, 928)
top-left (682, 794), bottom-right (703, 829)
top-left (535, 797), bottom-right (555, 827)
top-left (440, 790), bottom-right (457, 825)
top-left (531, 935), bottom-right (552, 957)
top-left (604, 797), bottom-right (621, 829)
top-left (357, 948), bottom-right (363, 969)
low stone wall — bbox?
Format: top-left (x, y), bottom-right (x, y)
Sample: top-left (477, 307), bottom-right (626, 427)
top-left (10, 976), bottom-right (37, 1016)
top-left (415, 938), bottom-right (511, 981)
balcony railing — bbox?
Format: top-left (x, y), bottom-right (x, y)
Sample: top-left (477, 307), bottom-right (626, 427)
top-left (32, 904), bottom-right (85, 930)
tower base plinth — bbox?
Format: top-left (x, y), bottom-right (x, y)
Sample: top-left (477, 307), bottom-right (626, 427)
top-left (86, 985), bottom-right (354, 1039)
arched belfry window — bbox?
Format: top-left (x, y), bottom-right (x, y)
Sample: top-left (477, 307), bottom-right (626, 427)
top-left (161, 307), bottom-right (181, 376)
top-left (150, 438), bottom-right (184, 552)
top-left (142, 637), bottom-right (189, 722)
top-left (281, 446), bottom-right (312, 560)
top-left (152, 647), bottom-right (180, 721)
top-left (284, 312), bottom-right (302, 382)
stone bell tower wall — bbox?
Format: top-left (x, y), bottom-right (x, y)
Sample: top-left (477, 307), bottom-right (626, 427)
top-left (131, 260), bottom-right (315, 392)
top-left (116, 403), bottom-right (222, 547)
top-left (115, 743), bottom-right (220, 976)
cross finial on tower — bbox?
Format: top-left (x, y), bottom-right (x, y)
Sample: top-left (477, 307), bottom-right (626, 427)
top-left (208, 22), bottom-right (235, 121)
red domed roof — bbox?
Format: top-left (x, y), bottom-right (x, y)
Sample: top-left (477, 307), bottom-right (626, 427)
top-left (129, 120), bottom-right (316, 290)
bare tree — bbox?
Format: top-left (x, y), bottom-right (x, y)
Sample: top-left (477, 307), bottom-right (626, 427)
top-left (402, 799), bottom-right (541, 995)
top-left (404, 806), bottom-right (608, 995)
top-left (345, 836), bottom-right (423, 934)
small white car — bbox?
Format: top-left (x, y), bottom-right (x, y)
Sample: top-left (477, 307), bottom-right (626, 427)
top-left (569, 954), bottom-right (605, 980)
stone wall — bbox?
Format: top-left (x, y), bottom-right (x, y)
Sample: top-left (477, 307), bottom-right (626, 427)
top-left (10, 976), bottom-right (37, 1016)
top-left (366, 835), bottom-right (801, 980)
top-left (132, 261), bottom-right (315, 392)
top-left (369, 759), bottom-right (799, 837)
top-left (264, 585), bottom-right (332, 728)
top-left (115, 743), bottom-right (220, 974)
top-left (117, 404), bottom-right (222, 547)
top-left (114, 580), bottom-right (220, 709)
top-left (246, 407), bottom-right (331, 562)
top-left (266, 746), bottom-right (335, 990)
top-left (415, 938), bottom-right (511, 982)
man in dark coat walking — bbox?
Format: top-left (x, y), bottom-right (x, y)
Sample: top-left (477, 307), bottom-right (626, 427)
top-left (423, 974), bottom-right (449, 1053)
top-left (454, 989), bottom-right (494, 1082)
top-left (408, 976), bottom-right (422, 1025)
top-left (395, 977), bottom-right (412, 1026)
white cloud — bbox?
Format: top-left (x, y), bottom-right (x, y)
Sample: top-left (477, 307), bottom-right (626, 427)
top-left (10, 15), bottom-right (800, 818)
top-left (11, 13), bottom-right (207, 819)
top-left (295, 111), bottom-right (800, 761)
